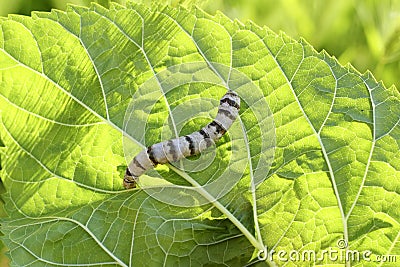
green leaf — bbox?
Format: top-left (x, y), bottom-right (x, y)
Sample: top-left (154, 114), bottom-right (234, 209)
top-left (0, 131), bottom-right (8, 267)
top-left (0, 2), bottom-right (399, 266)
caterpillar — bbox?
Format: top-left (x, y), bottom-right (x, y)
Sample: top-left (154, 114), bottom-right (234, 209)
top-left (124, 90), bottom-right (240, 189)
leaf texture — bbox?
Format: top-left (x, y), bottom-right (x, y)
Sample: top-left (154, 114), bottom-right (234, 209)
top-left (0, 3), bottom-right (399, 266)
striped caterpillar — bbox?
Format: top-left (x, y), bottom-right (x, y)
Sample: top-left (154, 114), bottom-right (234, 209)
top-left (124, 90), bottom-right (240, 189)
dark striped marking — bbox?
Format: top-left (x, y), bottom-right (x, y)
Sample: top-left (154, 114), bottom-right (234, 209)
top-left (185, 135), bottom-right (196, 156)
top-left (209, 120), bottom-right (226, 135)
top-left (220, 97), bottom-right (240, 110)
top-left (199, 129), bottom-right (210, 139)
top-left (199, 129), bottom-right (213, 147)
top-left (133, 158), bottom-right (146, 171)
top-left (147, 146), bottom-right (158, 166)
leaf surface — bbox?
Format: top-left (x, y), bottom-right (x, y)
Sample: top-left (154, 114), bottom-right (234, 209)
top-left (0, 3), bottom-right (399, 266)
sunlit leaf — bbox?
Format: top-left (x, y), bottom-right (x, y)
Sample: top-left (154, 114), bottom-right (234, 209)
top-left (0, 3), bottom-right (399, 266)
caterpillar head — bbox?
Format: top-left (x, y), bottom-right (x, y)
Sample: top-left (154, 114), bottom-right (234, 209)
top-left (123, 168), bottom-right (138, 189)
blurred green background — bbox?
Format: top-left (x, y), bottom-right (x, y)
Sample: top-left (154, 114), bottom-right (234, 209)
top-left (0, 0), bottom-right (399, 266)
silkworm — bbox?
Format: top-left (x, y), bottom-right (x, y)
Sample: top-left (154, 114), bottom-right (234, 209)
top-left (124, 90), bottom-right (240, 189)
